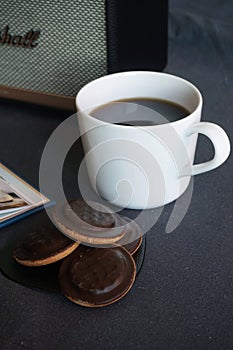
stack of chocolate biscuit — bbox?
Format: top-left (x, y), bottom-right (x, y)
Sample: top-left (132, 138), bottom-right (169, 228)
top-left (13, 200), bottom-right (142, 307)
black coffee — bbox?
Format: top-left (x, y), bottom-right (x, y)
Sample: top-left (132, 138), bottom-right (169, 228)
top-left (91, 98), bottom-right (190, 126)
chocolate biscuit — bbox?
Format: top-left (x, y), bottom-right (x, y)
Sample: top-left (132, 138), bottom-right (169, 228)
top-left (52, 200), bottom-right (125, 245)
top-left (59, 245), bottom-right (136, 307)
top-left (116, 216), bottom-right (142, 255)
top-left (13, 225), bottom-right (79, 266)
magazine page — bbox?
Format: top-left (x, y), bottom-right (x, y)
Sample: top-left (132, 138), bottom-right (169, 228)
top-left (0, 163), bottom-right (47, 204)
top-left (0, 163), bottom-right (50, 223)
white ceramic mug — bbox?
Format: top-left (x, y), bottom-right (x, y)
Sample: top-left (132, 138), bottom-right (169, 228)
top-left (76, 71), bottom-right (230, 209)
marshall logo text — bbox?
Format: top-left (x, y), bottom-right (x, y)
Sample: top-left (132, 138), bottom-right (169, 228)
top-left (0, 25), bottom-right (40, 48)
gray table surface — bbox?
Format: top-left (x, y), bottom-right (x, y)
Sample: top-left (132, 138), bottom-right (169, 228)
top-left (0, 1), bottom-right (233, 349)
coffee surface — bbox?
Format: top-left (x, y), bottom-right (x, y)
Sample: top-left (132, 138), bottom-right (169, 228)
top-left (91, 98), bottom-right (190, 126)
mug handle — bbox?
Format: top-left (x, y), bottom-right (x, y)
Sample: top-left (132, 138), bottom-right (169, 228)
top-left (184, 122), bottom-right (231, 176)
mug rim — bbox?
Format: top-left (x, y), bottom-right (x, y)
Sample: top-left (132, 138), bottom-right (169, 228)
top-left (76, 71), bottom-right (203, 128)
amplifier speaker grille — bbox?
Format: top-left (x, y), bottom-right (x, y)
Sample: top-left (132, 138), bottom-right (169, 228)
top-left (0, 0), bottom-right (167, 109)
top-left (0, 0), bottom-right (107, 97)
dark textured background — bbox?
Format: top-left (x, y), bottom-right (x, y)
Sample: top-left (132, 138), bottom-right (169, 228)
top-left (0, 1), bottom-right (233, 349)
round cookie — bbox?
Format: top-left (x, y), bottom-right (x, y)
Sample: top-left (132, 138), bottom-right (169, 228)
top-left (116, 216), bottom-right (142, 255)
top-left (13, 225), bottom-right (79, 266)
top-left (52, 200), bottom-right (125, 245)
top-left (59, 245), bottom-right (136, 307)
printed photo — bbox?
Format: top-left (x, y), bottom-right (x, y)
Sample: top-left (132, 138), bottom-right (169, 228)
top-left (0, 164), bottom-right (50, 225)
top-left (0, 190), bottom-right (28, 211)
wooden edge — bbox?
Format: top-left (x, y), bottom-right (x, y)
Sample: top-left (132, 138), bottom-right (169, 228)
top-left (0, 85), bottom-right (76, 111)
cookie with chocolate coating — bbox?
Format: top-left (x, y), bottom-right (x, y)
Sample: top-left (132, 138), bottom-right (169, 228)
top-left (13, 225), bottom-right (79, 266)
top-left (116, 216), bottom-right (142, 255)
top-left (59, 245), bottom-right (136, 307)
top-left (52, 200), bottom-right (125, 245)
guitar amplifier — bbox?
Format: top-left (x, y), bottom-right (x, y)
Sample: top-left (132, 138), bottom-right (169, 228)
top-left (0, 0), bottom-right (168, 110)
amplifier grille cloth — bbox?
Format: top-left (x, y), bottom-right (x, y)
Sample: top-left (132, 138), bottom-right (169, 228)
top-left (0, 0), bottom-right (107, 96)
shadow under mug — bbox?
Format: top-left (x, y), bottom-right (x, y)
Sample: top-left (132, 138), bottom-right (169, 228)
top-left (76, 71), bottom-right (230, 209)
